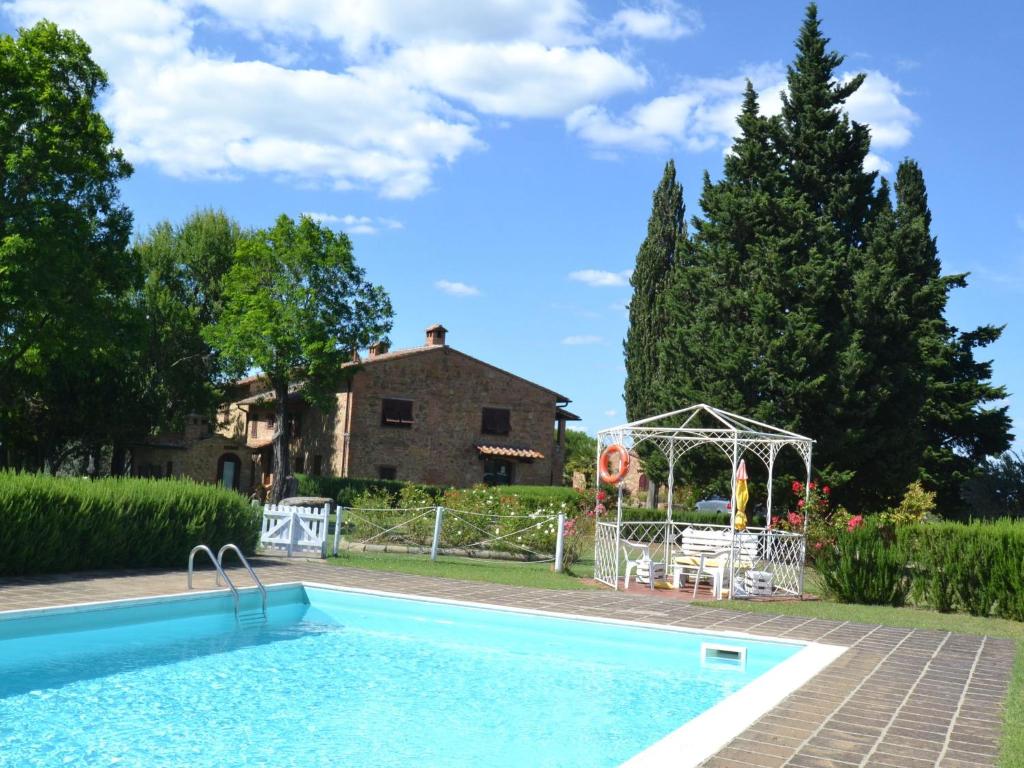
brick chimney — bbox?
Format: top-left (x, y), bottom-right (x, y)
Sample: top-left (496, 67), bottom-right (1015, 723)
top-left (425, 323), bottom-right (448, 347)
top-left (367, 340), bottom-right (390, 358)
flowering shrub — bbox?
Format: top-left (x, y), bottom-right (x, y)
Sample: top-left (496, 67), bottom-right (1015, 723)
top-left (771, 479), bottom-right (854, 561)
top-left (344, 483), bottom-right (587, 564)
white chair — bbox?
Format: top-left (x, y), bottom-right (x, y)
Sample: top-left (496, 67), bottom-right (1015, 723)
top-left (671, 529), bottom-right (758, 599)
top-left (622, 541), bottom-right (664, 589)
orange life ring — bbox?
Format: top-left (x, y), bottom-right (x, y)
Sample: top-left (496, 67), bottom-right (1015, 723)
top-left (599, 444), bottom-right (630, 485)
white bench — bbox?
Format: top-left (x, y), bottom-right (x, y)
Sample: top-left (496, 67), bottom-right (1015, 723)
top-left (671, 528), bottom-right (758, 598)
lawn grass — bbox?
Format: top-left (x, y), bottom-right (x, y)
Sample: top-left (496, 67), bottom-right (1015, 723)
top-left (694, 596), bottom-right (1024, 767)
top-left (327, 548), bottom-right (597, 590)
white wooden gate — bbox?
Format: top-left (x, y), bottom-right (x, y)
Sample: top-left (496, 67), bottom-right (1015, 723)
top-left (260, 503), bottom-right (330, 556)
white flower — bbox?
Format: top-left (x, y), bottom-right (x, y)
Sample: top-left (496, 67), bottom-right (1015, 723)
top-left (494, 528), bottom-right (500, 535)
top-left (517, 536), bottom-right (522, 541)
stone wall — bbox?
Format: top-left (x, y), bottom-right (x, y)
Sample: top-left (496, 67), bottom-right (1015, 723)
top-left (131, 434), bottom-right (252, 488)
top-left (345, 347), bottom-right (559, 487)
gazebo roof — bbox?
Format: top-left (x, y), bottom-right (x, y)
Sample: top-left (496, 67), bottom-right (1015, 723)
top-left (598, 404), bottom-right (813, 467)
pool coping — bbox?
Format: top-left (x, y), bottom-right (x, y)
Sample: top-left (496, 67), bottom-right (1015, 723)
top-left (0, 560), bottom-right (1013, 768)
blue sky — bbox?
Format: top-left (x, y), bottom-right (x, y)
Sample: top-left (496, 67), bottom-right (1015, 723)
top-left (3, 1), bottom-right (1021, 443)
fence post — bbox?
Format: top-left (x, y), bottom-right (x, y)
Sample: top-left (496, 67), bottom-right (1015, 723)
top-left (430, 506), bottom-right (445, 561)
top-left (320, 504), bottom-right (329, 559)
top-left (287, 505), bottom-right (295, 557)
top-left (554, 513), bottom-right (565, 573)
top-left (333, 505), bottom-right (343, 557)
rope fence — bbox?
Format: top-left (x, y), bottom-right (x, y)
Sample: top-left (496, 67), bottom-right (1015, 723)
top-left (332, 505), bottom-right (569, 570)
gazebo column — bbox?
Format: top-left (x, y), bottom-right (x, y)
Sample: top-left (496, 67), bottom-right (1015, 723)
top-left (728, 438), bottom-right (739, 601)
top-left (665, 442), bottom-right (675, 572)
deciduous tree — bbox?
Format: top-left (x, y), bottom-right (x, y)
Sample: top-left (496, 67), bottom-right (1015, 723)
top-left (205, 214), bottom-right (392, 502)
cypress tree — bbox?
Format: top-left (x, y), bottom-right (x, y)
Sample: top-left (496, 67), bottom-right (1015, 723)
top-left (623, 160), bottom-right (686, 504)
top-left (893, 160), bottom-right (1013, 514)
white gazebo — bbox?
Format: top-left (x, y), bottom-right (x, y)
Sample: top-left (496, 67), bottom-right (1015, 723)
top-left (593, 404), bottom-right (815, 599)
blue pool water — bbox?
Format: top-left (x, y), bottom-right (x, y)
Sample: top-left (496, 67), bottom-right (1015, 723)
top-left (0, 586), bottom-right (801, 767)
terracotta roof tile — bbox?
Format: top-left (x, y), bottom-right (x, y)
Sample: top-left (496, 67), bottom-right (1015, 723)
top-left (476, 444), bottom-right (545, 460)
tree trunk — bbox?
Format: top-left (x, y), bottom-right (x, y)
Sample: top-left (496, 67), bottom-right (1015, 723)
top-left (110, 444), bottom-right (127, 476)
top-left (646, 482), bottom-right (659, 510)
top-left (269, 381), bottom-right (290, 503)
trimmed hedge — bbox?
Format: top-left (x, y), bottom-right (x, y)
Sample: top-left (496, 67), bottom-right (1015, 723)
top-left (817, 517), bottom-right (1024, 620)
top-left (0, 472), bottom-right (261, 576)
top-left (816, 520), bottom-right (912, 607)
top-left (296, 474), bottom-right (445, 507)
top-left (295, 474), bottom-right (587, 512)
top-left (617, 506), bottom-right (733, 526)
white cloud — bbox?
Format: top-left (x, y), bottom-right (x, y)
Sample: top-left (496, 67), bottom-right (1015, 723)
top-left (435, 279), bottom-right (480, 296)
top-left (1, 0), bottom-right (645, 197)
top-left (841, 70), bottom-right (916, 149)
top-left (567, 63), bottom-right (784, 153)
top-left (567, 64), bottom-right (916, 169)
top-left (600, 2), bottom-right (702, 41)
top-left (604, 409), bottom-right (617, 417)
top-left (387, 42), bottom-right (647, 118)
top-left (863, 153), bottom-right (893, 174)
top-left (569, 269), bottom-right (632, 287)
top-left (302, 212), bottom-right (405, 235)
top-left (199, 0), bottom-right (592, 56)
top-left (562, 334), bottom-right (603, 345)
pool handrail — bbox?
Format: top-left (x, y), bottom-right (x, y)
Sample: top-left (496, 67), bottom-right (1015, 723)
top-left (217, 544), bottom-right (267, 620)
top-left (188, 544), bottom-right (239, 618)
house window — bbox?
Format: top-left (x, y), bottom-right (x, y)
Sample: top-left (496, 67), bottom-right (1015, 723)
top-left (312, 454), bottom-right (323, 476)
top-left (216, 453), bottom-right (242, 490)
top-left (294, 454), bottom-right (305, 474)
top-left (381, 398), bottom-right (414, 427)
top-left (483, 458), bottom-right (514, 486)
top-left (249, 418), bottom-right (258, 438)
top-left (481, 407), bottom-right (511, 436)
top-left (378, 466), bottom-right (397, 480)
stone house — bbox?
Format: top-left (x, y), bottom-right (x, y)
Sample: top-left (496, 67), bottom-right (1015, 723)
top-left (131, 324), bottom-right (578, 493)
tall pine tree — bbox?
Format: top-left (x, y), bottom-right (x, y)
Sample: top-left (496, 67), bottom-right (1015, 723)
top-left (624, 160), bottom-right (686, 504)
top-left (650, 4), bottom-right (1011, 511)
top-left (893, 160), bottom-right (1012, 514)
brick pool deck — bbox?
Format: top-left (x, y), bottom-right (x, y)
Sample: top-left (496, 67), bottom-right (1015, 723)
top-left (0, 557), bottom-right (1013, 768)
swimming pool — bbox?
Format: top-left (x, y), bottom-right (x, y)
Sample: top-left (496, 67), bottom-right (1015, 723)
top-left (0, 584), bottom-right (844, 768)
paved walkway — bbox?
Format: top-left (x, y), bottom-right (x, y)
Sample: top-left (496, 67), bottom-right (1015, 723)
top-left (0, 558), bottom-right (1013, 768)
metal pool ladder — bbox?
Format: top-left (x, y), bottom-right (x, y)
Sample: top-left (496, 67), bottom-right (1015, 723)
top-left (188, 544), bottom-right (268, 626)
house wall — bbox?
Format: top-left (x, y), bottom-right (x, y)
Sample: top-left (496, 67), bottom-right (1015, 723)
top-left (345, 347), bottom-right (558, 487)
top-left (131, 434), bottom-right (250, 487)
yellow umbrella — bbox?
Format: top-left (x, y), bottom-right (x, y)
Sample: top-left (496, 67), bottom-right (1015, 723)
top-left (734, 459), bottom-right (749, 531)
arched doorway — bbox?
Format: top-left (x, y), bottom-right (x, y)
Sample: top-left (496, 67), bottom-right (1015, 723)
top-left (216, 453), bottom-right (242, 491)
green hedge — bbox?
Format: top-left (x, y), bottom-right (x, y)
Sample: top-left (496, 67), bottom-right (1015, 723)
top-left (617, 506), bottom-right (744, 526)
top-left (295, 474), bottom-right (586, 512)
top-left (816, 520), bottom-right (912, 607)
top-left (817, 518), bottom-right (1024, 620)
top-left (0, 472), bottom-right (261, 576)
top-left (296, 474), bottom-right (445, 507)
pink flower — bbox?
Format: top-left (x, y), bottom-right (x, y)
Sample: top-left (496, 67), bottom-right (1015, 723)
top-left (797, 498), bottom-right (805, 508)
top-left (792, 481), bottom-right (803, 493)
top-left (771, 515), bottom-right (781, 527)
top-left (594, 503), bottom-right (605, 516)
top-left (822, 485), bottom-right (831, 496)
top-left (726, 502), bottom-right (732, 510)
top-left (787, 512), bottom-right (803, 527)
top-left (814, 541), bottom-right (824, 550)
top-left (596, 490), bottom-right (607, 502)
top-left (847, 515), bottom-right (863, 531)
top-left (809, 481), bottom-right (817, 490)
